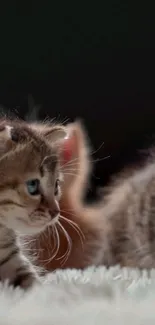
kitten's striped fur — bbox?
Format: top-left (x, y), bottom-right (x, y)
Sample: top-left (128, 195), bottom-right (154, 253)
top-left (0, 118), bottom-right (66, 288)
top-left (0, 225), bottom-right (38, 288)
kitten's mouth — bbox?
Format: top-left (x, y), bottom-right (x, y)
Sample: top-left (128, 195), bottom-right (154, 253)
top-left (16, 217), bottom-right (48, 229)
top-left (17, 214), bottom-right (59, 229)
top-left (49, 214), bottom-right (59, 225)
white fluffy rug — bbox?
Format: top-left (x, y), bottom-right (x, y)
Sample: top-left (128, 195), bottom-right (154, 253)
top-left (1, 266), bottom-right (155, 324)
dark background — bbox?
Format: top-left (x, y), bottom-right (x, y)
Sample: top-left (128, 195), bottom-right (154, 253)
top-left (0, 2), bottom-right (155, 198)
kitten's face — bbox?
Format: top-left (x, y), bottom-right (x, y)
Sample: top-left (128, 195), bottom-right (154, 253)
top-left (30, 120), bottom-right (91, 192)
top-left (0, 119), bottom-right (63, 235)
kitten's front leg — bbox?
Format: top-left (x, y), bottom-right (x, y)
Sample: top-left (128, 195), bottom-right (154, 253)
top-left (0, 245), bottom-right (40, 289)
top-left (2, 253), bottom-right (40, 289)
top-left (11, 254), bottom-right (41, 289)
top-left (0, 226), bottom-right (41, 289)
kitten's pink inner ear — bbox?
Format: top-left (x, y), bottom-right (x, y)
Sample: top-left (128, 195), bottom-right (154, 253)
top-left (61, 137), bottom-right (73, 163)
top-left (61, 131), bottom-right (77, 163)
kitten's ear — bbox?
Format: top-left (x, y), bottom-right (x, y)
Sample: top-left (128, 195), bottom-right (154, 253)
top-left (60, 121), bottom-right (85, 164)
top-left (30, 123), bottom-right (67, 143)
top-left (60, 120), bottom-right (92, 194)
top-left (43, 125), bottom-right (67, 143)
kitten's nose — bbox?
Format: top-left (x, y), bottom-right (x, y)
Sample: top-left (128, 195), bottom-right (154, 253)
top-left (48, 201), bottom-right (60, 219)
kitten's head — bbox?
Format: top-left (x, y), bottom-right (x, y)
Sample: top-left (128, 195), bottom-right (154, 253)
top-left (0, 119), bottom-right (66, 235)
top-left (30, 120), bottom-right (92, 201)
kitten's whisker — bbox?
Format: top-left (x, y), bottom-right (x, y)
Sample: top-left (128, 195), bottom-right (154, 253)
top-left (56, 224), bottom-right (70, 261)
top-left (37, 231), bottom-right (51, 264)
top-left (21, 237), bottom-right (37, 246)
top-left (21, 238), bottom-right (39, 256)
top-left (60, 214), bottom-right (85, 246)
top-left (63, 170), bottom-right (81, 175)
top-left (60, 165), bottom-right (82, 173)
top-left (60, 209), bottom-right (79, 217)
top-left (57, 221), bottom-right (71, 260)
top-left (90, 155), bottom-right (110, 163)
top-left (50, 226), bottom-right (57, 254)
top-left (62, 157), bottom-right (79, 164)
top-left (62, 168), bottom-right (84, 174)
top-left (62, 171), bottom-right (83, 178)
top-left (46, 226), bottom-right (56, 257)
top-left (39, 232), bottom-right (45, 248)
top-left (90, 141), bottom-right (105, 155)
top-left (57, 220), bottom-right (72, 265)
top-left (43, 225), bottom-right (60, 265)
top-left (60, 158), bottom-right (80, 169)
top-left (60, 166), bottom-right (82, 173)
top-left (62, 166), bottom-right (81, 170)
top-left (60, 207), bottom-right (79, 213)
top-left (52, 225), bottom-right (60, 259)
top-left (60, 152), bottom-right (110, 167)
top-left (61, 162), bottom-right (81, 168)
top-left (63, 173), bottom-right (81, 178)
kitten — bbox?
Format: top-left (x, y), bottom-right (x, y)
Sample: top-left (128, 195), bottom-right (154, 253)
top-left (30, 120), bottom-right (105, 269)
top-left (0, 118), bottom-right (66, 288)
top-left (31, 120), bottom-right (155, 270)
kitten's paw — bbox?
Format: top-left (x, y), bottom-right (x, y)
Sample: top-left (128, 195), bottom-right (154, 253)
top-left (13, 272), bottom-right (41, 290)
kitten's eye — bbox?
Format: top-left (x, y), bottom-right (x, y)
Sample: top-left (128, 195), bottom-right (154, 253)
top-left (26, 179), bottom-right (40, 196)
top-left (54, 179), bottom-right (60, 196)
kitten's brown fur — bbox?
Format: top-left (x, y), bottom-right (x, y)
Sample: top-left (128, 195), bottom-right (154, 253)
top-left (32, 120), bottom-right (155, 270)
top-left (0, 118), bottom-right (66, 288)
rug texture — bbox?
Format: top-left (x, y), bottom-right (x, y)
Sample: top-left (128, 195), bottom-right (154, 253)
top-left (0, 266), bottom-right (155, 324)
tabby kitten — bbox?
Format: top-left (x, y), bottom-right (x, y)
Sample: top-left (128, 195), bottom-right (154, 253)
top-left (0, 118), bottom-right (66, 288)
top-left (32, 120), bottom-right (155, 270)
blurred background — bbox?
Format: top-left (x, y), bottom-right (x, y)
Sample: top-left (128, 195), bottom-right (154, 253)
top-left (0, 2), bottom-right (155, 200)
